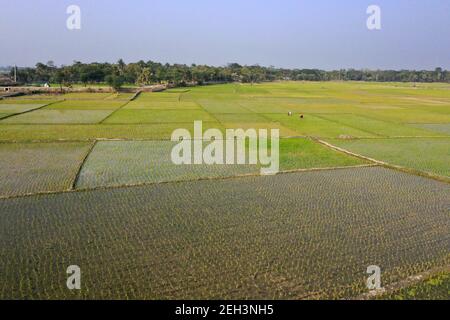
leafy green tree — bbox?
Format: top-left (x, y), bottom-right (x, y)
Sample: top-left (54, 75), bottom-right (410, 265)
top-left (117, 59), bottom-right (126, 75)
top-left (53, 69), bottom-right (66, 92)
top-left (80, 72), bottom-right (89, 87)
top-left (8, 60), bottom-right (450, 86)
top-left (105, 74), bottom-right (125, 91)
top-left (136, 67), bottom-right (152, 86)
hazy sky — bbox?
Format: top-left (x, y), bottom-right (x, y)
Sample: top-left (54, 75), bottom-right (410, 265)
top-left (1, 0), bottom-right (449, 69)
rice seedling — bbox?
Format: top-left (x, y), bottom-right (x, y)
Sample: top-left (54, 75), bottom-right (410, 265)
top-left (0, 167), bottom-right (448, 299)
top-left (46, 100), bottom-right (125, 110)
top-left (2, 109), bottom-right (114, 124)
top-left (329, 138), bottom-right (450, 178)
top-left (0, 103), bottom-right (48, 113)
top-left (103, 109), bottom-right (217, 124)
top-left (0, 142), bottom-right (91, 197)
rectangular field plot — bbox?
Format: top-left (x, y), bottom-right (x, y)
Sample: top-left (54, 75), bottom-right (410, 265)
top-left (76, 141), bottom-right (260, 189)
top-left (0, 167), bottom-right (448, 299)
top-left (124, 100), bottom-right (201, 110)
top-left (279, 138), bottom-right (368, 170)
top-left (221, 121), bottom-right (300, 137)
top-left (61, 92), bottom-right (114, 99)
top-left (362, 108), bottom-right (450, 124)
top-left (197, 99), bottom-right (251, 113)
top-left (2, 94), bottom-right (60, 100)
top-left (330, 138), bottom-right (450, 178)
top-left (0, 99), bottom-right (56, 105)
top-left (0, 103), bottom-right (47, 113)
top-left (136, 92), bottom-right (181, 102)
top-left (237, 100), bottom-right (293, 113)
top-left (103, 109), bottom-right (217, 123)
top-left (77, 141), bottom-right (259, 188)
top-left (45, 100), bottom-right (125, 110)
top-left (239, 98), bottom-right (359, 114)
top-left (76, 139), bottom-right (367, 189)
top-left (213, 113), bottom-right (270, 123)
top-left (0, 123), bottom-right (226, 141)
top-left (317, 114), bottom-right (441, 137)
top-left (106, 92), bottom-right (135, 100)
top-left (0, 142), bottom-right (91, 197)
top-left (264, 113), bottom-right (375, 138)
top-left (411, 123), bottom-right (450, 136)
top-left (2, 109), bottom-right (114, 124)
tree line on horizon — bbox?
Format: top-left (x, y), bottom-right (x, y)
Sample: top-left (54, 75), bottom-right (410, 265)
top-left (7, 60), bottom-right (450, 90)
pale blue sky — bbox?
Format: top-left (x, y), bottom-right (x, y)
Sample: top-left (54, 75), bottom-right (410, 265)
top-left (1, 0), bottom-right (449, 69)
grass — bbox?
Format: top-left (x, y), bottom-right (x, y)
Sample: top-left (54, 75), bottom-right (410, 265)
top-left (0, 142), bottom-right (91, 197)
top-left (379, 272), bottom-right (450, 300)
top-left (329, 138), bottom-right (450, 178)
top-left (0, 167), bottom-right (448, 299)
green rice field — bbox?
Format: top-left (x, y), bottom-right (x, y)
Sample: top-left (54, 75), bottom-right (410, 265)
top-left (75, 139), bottom-right (367, 189)
top-left (0, 167), bottom-right (448, 299)
top-left (330, 138), bottom-right (450, 178)
top-left (0, 142), bottom-right (92, 197)
top-left (2, 109), bottom-right (115, 124)
top-left (0, 81), bottom-right (449, 300)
